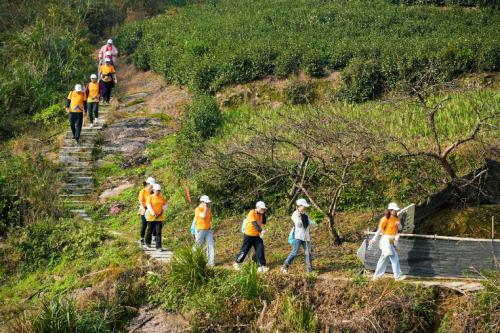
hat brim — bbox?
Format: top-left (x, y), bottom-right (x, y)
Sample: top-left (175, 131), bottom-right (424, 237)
top-left (202, 200), bottom-right (212, 203)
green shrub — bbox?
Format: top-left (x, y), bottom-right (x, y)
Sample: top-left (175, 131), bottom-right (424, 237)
top-left (334, 58), bottom-right (384, 102)
top-left (0, 150), bottom-right (63, 235)
top-left (33, 104), bottom-right (65, 126)
top-left (9, 296), bottom-right (121, 333)
top-left (180, 93), bottom-right (223, 141)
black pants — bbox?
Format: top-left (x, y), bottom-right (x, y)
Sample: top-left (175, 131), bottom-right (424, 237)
top-left (146, 221), bottom-right (162, 248)
top-left (140, 215), bottom-right (156, 238)
top-left (235, 234), bottom-right (266, 266)
top-left (88, 102), bottom-right (99, 123)
top-left (68, 112), bottom-right (83, 140)
top-left (102, 81), bottom-right (113, 102)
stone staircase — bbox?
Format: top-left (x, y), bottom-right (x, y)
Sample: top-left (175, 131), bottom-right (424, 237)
top-left (59, 106), bottom-right (111, 212)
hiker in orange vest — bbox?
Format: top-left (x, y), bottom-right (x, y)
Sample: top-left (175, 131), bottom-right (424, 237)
top-left (194, 195), bottom-right (215, 266)
top-left (146, 184), bottom-right (168, 251)
top-left (65, 84), bottom-right (87, 145)
top-left (233, 201), bottom-right (270, 273)
top-left (98, 39), bottom-right (118, 65)
top-left (84, 74), bottom-right (106, 128)
top-left (369, 202), bottom-right (406, 281)
top-left (138, 177), bottom-right (156, 246)
top-left (99, 58), bottom-right (117, 104)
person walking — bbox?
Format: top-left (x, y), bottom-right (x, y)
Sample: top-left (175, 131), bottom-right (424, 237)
top-left (98, 39), bottom-right (118, 65)
top-left (194, 195), bottom-right (216, 267)
top-left (138, 177), bottom-right (156, 245)
top-left (281, 199), bottom-right (317, 274)
top-left (233, 201), bottom-right (270, 272)
top-left (65, 84), bottom-right (87, 145)
top-left (369, 202), bottom-right (406, 281)
top-left (146, 184), bottom-right (168, 251)
top-left (99, 58), bottom-right (117, 104)
top-left (99, 51), bottom-right (114, 67)
top-left (85, 74), bottom-right (106, 128)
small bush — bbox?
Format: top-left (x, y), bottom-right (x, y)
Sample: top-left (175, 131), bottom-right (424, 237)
top-left (179, 93), bottom-right (223, 142)
top-left (33, 104), bottom-right (65, 127)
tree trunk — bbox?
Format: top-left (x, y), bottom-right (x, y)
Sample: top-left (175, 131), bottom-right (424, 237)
top-left (327, 215), bottom-right (342, 245)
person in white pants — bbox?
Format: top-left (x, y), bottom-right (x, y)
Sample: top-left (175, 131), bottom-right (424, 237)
top-left (194, 195), bottom-right (215, 266)
top-left (369, 202), bottom-right (406, 281)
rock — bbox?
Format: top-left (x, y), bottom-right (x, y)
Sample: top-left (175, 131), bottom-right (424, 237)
top-left (269, 101), bottom-right (284, 109)
top-left (119, 103), bottom-right (146, 113)
top-left (99, 182), bottom-right (135, 203)
top-left (100, 116), bottom-right (165, 157)
top-left (122, 93), bottom-right (147, 104)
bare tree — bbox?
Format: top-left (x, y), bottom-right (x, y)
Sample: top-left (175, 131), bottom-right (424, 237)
top-left (196, 107), bottom-right (379, 245)
top-left (392, 78), bottom-right (500, 202)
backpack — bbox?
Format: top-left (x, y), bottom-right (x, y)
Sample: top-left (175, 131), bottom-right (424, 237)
top-left (190, 216), bottom-right (196, 235)
top-left (288, 227), bottom-right (295, 245)
top-left (241, 218), bottom-right (248, 233)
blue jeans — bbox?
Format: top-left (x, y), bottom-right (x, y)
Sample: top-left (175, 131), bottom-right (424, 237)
top-left (284, 239), bottom-right (313, 271)
top-left (374, 244), bottom-right (402, 279)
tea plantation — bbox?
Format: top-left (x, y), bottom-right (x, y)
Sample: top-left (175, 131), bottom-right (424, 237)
top-left (115, 0), bottom-right (500, 100)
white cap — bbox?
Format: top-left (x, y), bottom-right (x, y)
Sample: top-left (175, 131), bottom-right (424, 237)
top-left (146, 177), bottom-right (156, 185)
top-left (256, 201), bottom-right (267, 209)
top-left (200, 195), bottom-right (211, 203)
top-left (388, 202), bottom-right (400, 211)
top-left (90, 74), bottom-right (97, 79)
top-left (107, 39), bottom-right (113, 44)
top-left (106, 51), bottom-right (112, 55)
top-left (153, 184), bottom-right (161, 191)
top-left (105, 58), bottom-right (111, 62)
top-left (75, 84), bottom-right (82, 92)
top-left (296, 198), bottom-right (310, 207)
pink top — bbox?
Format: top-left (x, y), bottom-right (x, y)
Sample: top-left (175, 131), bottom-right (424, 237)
top-left (98, 45), bottom-right (118, 62)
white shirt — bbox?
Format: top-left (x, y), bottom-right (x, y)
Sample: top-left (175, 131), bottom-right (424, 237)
top-left (291, 211), bottom-right (317, 242)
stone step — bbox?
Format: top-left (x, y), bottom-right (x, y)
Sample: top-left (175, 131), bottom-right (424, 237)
top-left (62, 187), bottom-right (93, 194)
top-left (59, 151), bottom-right (92, 157)
top-left (62, 177), bottom-right (93, 184)
top-left (63, 201), bottom-right (90, 206)
top-left (62, 138), bottom-right (96, 144)
top-left (60, 194), bottom-right (87, 198)
top-left (59, 156), bottom-right (91, 163)
top-left (58, 166), bottom-right (91, 172)
top-left (63, 182), bottom-right (93, 188)
top-left (81, 126), bottom-right (104, 131)
top-left (59, 161), bottom-right (91, 167)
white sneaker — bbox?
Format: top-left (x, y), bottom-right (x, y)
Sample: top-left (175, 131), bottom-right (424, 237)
top-left (233, 262), bottom-right (241, 271)
top-left (395, 275), bottom-right (407, 281)
top-left (280, 267), bottom-right (289, 274)
top-left (95, 118), bottom-right (99, 124)
top-left (157, 248), bottom-right (165, 252)
top-left (152, 237), bottom-right (156, 243)
top-left (257, 266), bottom-right (269, 273)
top-left (89, 123), bottom-right (94, 128)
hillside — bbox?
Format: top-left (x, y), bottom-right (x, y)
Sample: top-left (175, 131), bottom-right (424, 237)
top-left (1, 0), bottom-right (500, 332)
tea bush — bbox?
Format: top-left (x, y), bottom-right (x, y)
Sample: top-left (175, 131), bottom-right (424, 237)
top-left (387, 0), bottom-right (500, 7)
top-left (116, 0), bottom-right (500, 100)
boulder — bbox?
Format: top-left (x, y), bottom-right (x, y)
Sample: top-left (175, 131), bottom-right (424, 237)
top-left (100, 116), bottom-right (165, 157)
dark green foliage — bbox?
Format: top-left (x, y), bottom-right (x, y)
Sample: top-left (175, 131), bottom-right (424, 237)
top-left (179, 93), bottom-right (222, 142)
top-left (116, 0), bottom-right (500, 99)
top-left (3, 220), bottom-right (107, 273)
top-left (387, 0), bottom-right (500, 8)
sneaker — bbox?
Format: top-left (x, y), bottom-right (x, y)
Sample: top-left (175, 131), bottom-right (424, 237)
top-left (75, 140), bottom-right (80, 145)
top-left (233, 262), bottom-right (241, 271)
top-left (157, 248), bottom-right (165, 252)
top-left (257, 266), bottom-right (269, 273)
top-left (395, 275), bottom-right (407, 281)
top-left (307, 269), bottom-right (315, 273)
top-left (95, 118), bottom-right (99, 124)
top-left (280, 267), bottom-right (289, 274)
top-left (209, 263), bottom-right (217, 267)
top-left (152, 237), bottom-right (156, 243)
top-left (372, 276), bottom-right (380, 281)
top-left (90, 123), bottom-right (94, 128)
top-left (140, 239), bottom-right (145, 245)
top-left (145, 244), bottom-right (152, 248)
